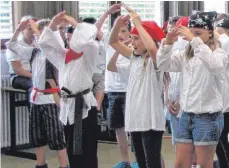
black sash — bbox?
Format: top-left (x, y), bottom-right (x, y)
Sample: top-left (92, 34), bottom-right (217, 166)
top-left (61, 87), bottom-right (90, 155)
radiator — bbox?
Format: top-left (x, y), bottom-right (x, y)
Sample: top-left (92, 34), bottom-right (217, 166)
top-left (1, 75), bottom-right (30, 148)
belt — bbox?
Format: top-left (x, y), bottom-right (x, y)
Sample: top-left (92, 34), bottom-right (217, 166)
top-left (10, 73), bottom-right (17, 77)
top-left (32, 87), bottom-right (60, 101)
top-left (61, 87), bottom-right (90, 155)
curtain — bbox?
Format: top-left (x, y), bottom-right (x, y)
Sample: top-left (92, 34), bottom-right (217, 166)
top-left (161, 1), bottom-right (179, 23)
top-left (19, 1), bottom-right (78, 20)
top-left (226, 1), bottom-right (229, 14)
top-left (178, 1), bottom-right (204, 16)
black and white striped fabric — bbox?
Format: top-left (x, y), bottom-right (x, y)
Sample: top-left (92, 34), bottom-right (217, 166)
top-left (29, 104), bottom-right (66, 150)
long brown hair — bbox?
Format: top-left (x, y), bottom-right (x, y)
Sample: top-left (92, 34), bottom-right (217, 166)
top-left (143, 40), bottom-right (160, 70)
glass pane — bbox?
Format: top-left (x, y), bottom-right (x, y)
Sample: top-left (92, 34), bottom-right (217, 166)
top-left (204, 1), bottom-right (226, 13)
top-left (121, 1), bottom-right (161, 27)
top-left (79, 1), bottom-right (109, 33)
top-left (0, 1), bottom-right (12, 38)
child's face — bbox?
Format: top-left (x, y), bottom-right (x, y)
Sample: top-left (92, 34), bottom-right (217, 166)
top-left (189, 27), bottom-right (212, 43)
top-left (118, 26), bottom-right (130, 42)
top-left (57, 22), bottom-right (67, 40)
top-left (167, 23), bottom-right (176, 33)
top-left (131, 34), bottom-right (146, 55)
top-left (22, 24), bottom-right (34, 40)
top-left (39, 23), bottom-right (49, 34)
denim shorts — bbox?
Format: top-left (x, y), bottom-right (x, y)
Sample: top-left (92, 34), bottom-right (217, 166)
top-left (107, 92), bottom-right (126, 129)
top-left (170, 115), bottom-right (179, 145)
top-left (175, 112), bottom-right (224, 146)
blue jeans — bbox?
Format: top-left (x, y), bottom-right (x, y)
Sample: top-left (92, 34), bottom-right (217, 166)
top-left (176, 112), bottom-right (224, 146)
top-left (170, 115), bottom-right (179, 145)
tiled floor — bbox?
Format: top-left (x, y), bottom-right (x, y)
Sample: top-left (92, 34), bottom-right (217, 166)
top-left (1, 139), bottom-right (176, 168)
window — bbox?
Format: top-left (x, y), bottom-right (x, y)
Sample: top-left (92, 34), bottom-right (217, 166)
top-left (0, 1), bottom-right (13, 39)
top-left (121, 1), bottom-right (161, 27)
top-left (204, 1), bottom-right (226, 13)
top-left (79, 1), bottom-right (109, 33)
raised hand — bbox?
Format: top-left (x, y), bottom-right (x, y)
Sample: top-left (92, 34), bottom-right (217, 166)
top-left (64, 15), bottom-right (77, 27)
top-left (123, 38), bottom-right (132, 46)
top-left (165, 28), bottom-right (179, 45)
top-left (107, 3), bottom-right (122, 14)
top-left (177, 25), bottom-right (195, 41)
top-left (122, 3), bottom-right (140, 22)
top-left (114, 15), bottom-right (130, 28)
top-left (16, 19), bottom-right (30, 32)
top-left (49, 11), bottom-right (66, 30)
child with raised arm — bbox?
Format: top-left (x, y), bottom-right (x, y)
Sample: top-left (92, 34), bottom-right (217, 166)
top-left (38, 5), bottom-right (121, 168)
top-left (157, 11), bottom-right (228, 168)
top-left (109, 4), bottom-right (166, 168)
top-left (215, 18), bottom-right (229, 168)
top-left (6, 18), bottom-right (68, 168)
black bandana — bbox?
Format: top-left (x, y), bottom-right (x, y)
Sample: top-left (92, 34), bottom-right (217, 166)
top-left (216, 18), bottom-right (229, 29)
top-left (188, 11), bottom-right (217, 30)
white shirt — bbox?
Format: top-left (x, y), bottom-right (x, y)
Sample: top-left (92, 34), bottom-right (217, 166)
top-left (6, 40), bottom-right (55, 104)
top-left (167, 38), bottom-right (188, 117)
top-left (168, 72), bottom-right (181, 103)
top-left (94, 40), bottom-right (106, 74)
top-left (125, 55), bottom-right (165, 132)
top-left (157, 37), bottom-right (228, 114)
top-left (6, 39), bottom-right (37, 74)
top-left (38, 23), bottom-right (98, 125)
top-left (105, 46), bottom-right (130, 92)
top-left (218, 34), bottom-right (229, 113)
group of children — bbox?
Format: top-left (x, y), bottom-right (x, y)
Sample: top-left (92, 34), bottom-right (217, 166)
top-left (5, 3), bottom-right (229, 168)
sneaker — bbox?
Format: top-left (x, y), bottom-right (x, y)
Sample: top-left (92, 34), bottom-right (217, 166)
top-left (113, 161), bottom-right (131, 168)
top-left (131, 162), bottom-right (139, 168)
top-left (35, 164), bottom-right (48, 168)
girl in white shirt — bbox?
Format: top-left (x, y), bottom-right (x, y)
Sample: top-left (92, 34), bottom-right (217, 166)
top-left (109, 4), bottom-right (166, 168)
top-left (215, 18), bottom-right (229, 168)
top-left (157, 11), bottom-right (228, 168)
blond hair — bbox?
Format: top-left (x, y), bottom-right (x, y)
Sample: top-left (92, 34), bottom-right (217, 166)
top-left (185, 32), bottom-right (219, 59)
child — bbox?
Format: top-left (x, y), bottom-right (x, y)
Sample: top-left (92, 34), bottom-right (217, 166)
top-left (106, 21), bottom-right (133, 168)
top-left (82, 17), bottom-right (106, 112)
top-left (6, 19), bottom-right (68, 168)
top-left (215, 18), bottom-right (229, 168)
top-left (5, 15), bottom-right (36, 91)
top-left (109, 4), bottom-right (166, 168)
top-left (157, 11), bottom-right (228, 168)
top-left (38, 5), bottom-right (121, 168)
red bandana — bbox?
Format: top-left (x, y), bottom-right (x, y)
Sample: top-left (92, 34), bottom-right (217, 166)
top-left (131, 21), bottom-right (165, 42)
top-left (65, 48), bottom-right (83, 64)
top-left (176, 16), bottom-right (189, 27)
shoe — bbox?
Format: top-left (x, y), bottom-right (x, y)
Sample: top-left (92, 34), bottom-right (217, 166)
top-left (113, 161), bottom-right (131, 168)
top-left (35, 163), bottom-right (48, 168)
top-left (131, 162), bottom-right (139, 168)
